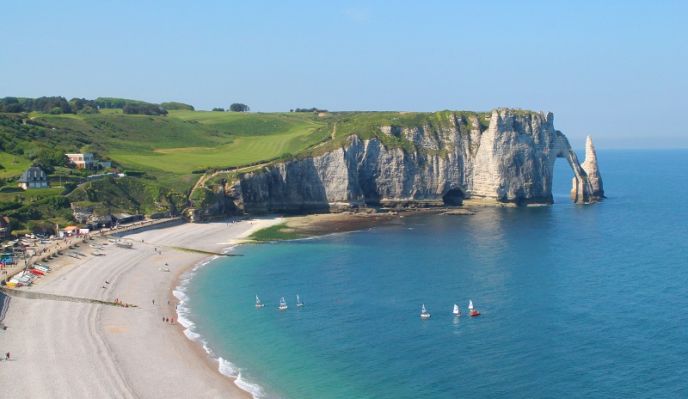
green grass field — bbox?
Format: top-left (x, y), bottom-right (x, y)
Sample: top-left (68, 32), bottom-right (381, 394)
top-left (34, 110), bottom-right (330, 176)
top-left (0, 186), bottom-right (64, 203)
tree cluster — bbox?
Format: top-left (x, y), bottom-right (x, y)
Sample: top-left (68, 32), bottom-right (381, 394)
top-left (291, 107), bottom-right (328, 113)
top-left (0, 96), bottom-right (98, 114)
top-left (30, 148), bottom-right (68, 174)
top-left (229, 103), bottom-right (250, 112)
top-left (161, 102), bottom-right (195, 111)
top-left (96, 97), bottom-right (168, 115)
top-left (211, 107), bottom-right (225, 112)
top-left (69, 98), bottom-right (99, 114)
top-left (95, 97), bottom-right (139, 109)
top-left (122, 103), bottom-right (168, 116)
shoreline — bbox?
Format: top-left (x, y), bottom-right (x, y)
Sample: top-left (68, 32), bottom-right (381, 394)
top-left (0, 217), bottom-right (281, 399)
top-left (127, 217), bottom-right (283, 399)
top-left (164, 208), bottom-right (481, 397)
top-left (0, 208), bottom-right (476, 399)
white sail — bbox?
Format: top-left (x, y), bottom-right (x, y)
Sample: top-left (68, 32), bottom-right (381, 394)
top-left (420, 304), bottom-right (431, 319)
top-left (296, 294), bottom-right (303, 306)
top-left (279, 296), bottom-right (287, 310)
top-left (256, 295), bottom-right (261, 304)
top-left (453, 304), bottom-right (460, 315)
top-left (468, 300), bottom-right (474, 310)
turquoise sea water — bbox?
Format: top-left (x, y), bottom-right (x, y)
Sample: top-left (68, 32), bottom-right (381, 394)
top-left (180, 150), bottom-right (688, 399)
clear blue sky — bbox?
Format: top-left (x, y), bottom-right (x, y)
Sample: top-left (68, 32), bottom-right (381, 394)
top-left (1, 1), bottom-right (686, 148)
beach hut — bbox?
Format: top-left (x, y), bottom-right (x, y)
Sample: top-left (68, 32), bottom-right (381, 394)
top-left (63, 226), bottom-right (79, 236)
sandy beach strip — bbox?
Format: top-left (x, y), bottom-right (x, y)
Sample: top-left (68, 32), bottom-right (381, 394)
top-left (0, 217), bottom-right (281, 399)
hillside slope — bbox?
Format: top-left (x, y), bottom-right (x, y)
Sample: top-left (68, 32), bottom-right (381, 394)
top-left (0, 106), bottom-right (603, 233)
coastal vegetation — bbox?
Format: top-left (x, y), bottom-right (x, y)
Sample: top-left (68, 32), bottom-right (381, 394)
top-left (0, 98), bottom-right (499, 235)
top-left (247, 223), bottom-right (304, 241)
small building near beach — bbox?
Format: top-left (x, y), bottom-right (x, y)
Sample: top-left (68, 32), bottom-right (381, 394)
top-left (17, 167), bottom-right (49, 190)
top-left (66, 153), bottom-right (95, 169)
top-left (62, 225), bottom-right (79, 236)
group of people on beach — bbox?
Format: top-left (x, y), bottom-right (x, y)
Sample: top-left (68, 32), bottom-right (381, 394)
top-left (113, 298), bottom-right (133, 307)
top-left (162, 317), bottom-right (175, 324)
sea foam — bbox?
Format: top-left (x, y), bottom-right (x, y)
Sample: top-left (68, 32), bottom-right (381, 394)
top-left (175, 253), bottom-right (267, 399)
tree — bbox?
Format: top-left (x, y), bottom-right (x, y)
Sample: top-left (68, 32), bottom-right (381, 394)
top-left (229, 103), bottom-right (250, 112)
top-left (122, 103), bottom-right (168, 116)
top-left (161, 102), bottom-right (195, 111)
top-left (31, 148), bottom-right (68, 174)
top-left (294, 107), bottom-right (328, 113)
top-left (69, 98), bottom-right (99, 114)
top-left (212, 107), bottom-right (225, 112)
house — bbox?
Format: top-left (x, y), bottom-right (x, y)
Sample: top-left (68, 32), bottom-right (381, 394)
top-left (0, 216), bottom-right (11, 239)
top-left (66, 153), bottom-right (95, 169)
top-left (18, 167), bottom-right (49, 190)
top-left (62, 225), bottom-right (79, 236)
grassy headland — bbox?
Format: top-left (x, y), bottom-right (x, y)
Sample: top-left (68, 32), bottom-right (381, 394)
top-left (0, 98), bottom-right (490, 234)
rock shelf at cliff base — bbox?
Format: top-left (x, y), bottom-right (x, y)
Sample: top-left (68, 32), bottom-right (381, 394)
top-left (193, 108), bottom-right (604, 217)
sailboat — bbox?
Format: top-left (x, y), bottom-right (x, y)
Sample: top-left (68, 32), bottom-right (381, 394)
top-left (468, 300), bottom-right (480, 317)
top-left (296, 294), bottom-right (304, 307)
top-left (255, 295), bottom-right (265, 308)
top-left (278, 296), bottom-right (288, 311)
top-left (453, 304), bottom-right (461, 317)
top-left (420, 304), bottom-right (431, 319)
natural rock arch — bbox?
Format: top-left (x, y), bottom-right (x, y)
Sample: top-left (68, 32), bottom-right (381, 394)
top-left (554, 134), bottom-right (604, 204)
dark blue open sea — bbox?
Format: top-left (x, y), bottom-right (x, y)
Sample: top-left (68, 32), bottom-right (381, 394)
top-left (179, 150), bottom-right (688, 399)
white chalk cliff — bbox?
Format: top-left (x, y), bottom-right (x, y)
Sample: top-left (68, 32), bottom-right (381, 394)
top-left (200, 109), bottom-right (604, 214)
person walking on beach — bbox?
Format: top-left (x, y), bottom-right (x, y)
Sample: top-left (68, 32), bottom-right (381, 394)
top-left (152, 299), bottom-right (155, 305)
top-left (5, 352), bottom-right (9, 361)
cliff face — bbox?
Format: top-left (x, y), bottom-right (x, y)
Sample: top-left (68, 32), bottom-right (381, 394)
top-left (208, 109), bottom-right (602, 215)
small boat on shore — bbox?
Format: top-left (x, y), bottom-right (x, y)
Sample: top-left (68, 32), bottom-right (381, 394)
top-left (468, 300), bottom-right (480, 317)
top-left (420, 304), bottom-right (431, 319)
top-left (255, 295), bottom-right (265, 308)
top-left (278, 296), bottom-right (288, 311)
top-left (296, 294), bottom-right (304, 307)
top-left (453, 304), bottom-right (461, 317)
top-left (34, 265), bottom-right (51, 273)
